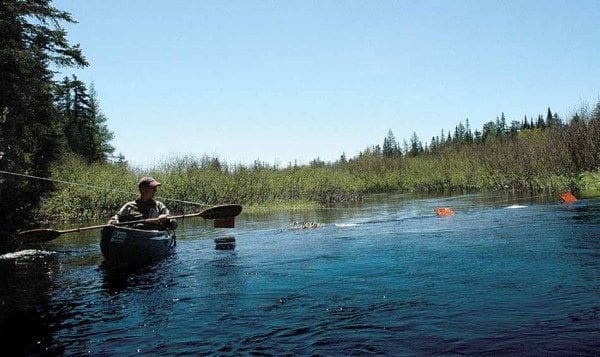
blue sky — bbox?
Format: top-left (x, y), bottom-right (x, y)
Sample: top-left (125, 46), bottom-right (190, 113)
top-left (53, 0), bottom-right (600, 168)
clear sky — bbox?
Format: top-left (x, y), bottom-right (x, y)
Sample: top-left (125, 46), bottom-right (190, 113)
top-left (53, 0), bottom-right (600, 168)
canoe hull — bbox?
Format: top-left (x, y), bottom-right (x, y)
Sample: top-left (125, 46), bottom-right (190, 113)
top-left (100, 226), bottom-right (176, 268)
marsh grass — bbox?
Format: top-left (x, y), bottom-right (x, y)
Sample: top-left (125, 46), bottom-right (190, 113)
top-left (37, 155), bottom-right (363, 221)
top-left (579, 171), bottom-right (600, 198)
top-left (38, 116), bottom-right (600, 222)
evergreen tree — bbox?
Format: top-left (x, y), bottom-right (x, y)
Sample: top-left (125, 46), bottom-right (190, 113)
top-left (546, 108), bottom-right (561, 128)
top-left (552, 113), bottom-right (561, 127)
top-left (509, 120), bottom-right (521, 137)
top-left (88, 83), bottom-right (115, 161)
top-left (498, 112), bottom-right (507, 135)
top-left (536, 114), bottom-right (546, 129)
top-left (0, 0), bottom-right (87, 239)
top-left (408, 132), bottom-right (422, 157)
top-left (373, 144), bottom-right (381, 156)
top-left (382, 129), bottom-right (401, 157)
top-left (465, 118), bottom-right (473, 143)
top-left (546, 108), bottom-right (553, 126)
top-left (481, 121), bottom-right (496, 141)
top-left (430, 136), bottom-right (438, 151)
top-left (57, 75), bottom-right (91, 159)
top-left (453, 122), bottom-right (466, 144)
top-left (55, 77), bottom-right (114, 162)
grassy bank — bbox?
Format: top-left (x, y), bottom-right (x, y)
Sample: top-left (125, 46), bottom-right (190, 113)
top-left (578, 171), bottom-right (600, 198)
top-left (37, 155), bottom-right (361, 222)
top-left (34, 101), bottom-right (600, 222)
top-left (36, 153), bottom-right (597, 222)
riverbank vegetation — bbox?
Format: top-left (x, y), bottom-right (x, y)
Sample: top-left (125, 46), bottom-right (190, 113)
top-left (38, 101), bottom-right (600, 222)
top-left (1, 1), bottom-right (93, 237)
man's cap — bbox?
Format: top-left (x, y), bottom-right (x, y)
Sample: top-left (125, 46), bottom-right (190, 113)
top-left (138, 176), bottom-right (161, 188)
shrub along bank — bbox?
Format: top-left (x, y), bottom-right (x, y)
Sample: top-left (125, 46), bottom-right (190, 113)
top-left (38, 102), bottom-right (600, 221)
top-left (37, 152), bottom-right (597, 222)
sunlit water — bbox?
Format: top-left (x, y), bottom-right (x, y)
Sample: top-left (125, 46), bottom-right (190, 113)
top-left (1, 194), bottom-right (599, 355)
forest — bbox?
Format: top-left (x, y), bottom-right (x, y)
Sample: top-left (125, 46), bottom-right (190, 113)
top-left (1, 1), bottom-right (599, 237)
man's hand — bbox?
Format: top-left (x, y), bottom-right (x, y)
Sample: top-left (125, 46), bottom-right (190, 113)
top-left (158, 214), bottom-right (169, 225)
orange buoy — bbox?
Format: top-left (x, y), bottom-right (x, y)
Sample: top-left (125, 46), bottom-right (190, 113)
top-left (560, 192), bottom-right (577, 203)
top-left (435, 207), bottom-right (455, 217)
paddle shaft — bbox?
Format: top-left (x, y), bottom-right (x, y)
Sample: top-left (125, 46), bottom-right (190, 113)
top-left (67, 205), bottom-right (242, 232)
top-left (113, 210), bottom-right (219, 226)
top-left (17, 204), bottom-right (243, 243)
top-left (53, 213), bottom-right (199, 234)
top-left (52, 215), bottom-right (178, 234)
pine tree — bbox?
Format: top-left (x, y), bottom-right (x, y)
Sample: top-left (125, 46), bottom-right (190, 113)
top-left (430, 136), bottom-right (438, 151)
top-left (536, 114), bottom-right (546, 129)
top-left (482, 121), bottom-right (496, 141)
top-left (58, 75), bottom-right (92, 159)
top-left (499, 112), bottom-right (507, 135)
top-left (546, 107), bottom-right (561, 128)
top-left (509, 120), bottom-right (521, 137)
top-left (0, 0), bottom-right (87, 239)
top-left (88, 83), bottom-right (115, 161)
top-left (382, 129), bottom-right (401, 157)
top-left (408, 132), bottom-right (422, 157)
top-left (55, 77), bottom-right (114, 162)
top-left (465, 118), bottom-right (473, 143)
top-left (454, 122), bottom-right (466, 144)
top-left (522, 115), bottom-right (529, 130)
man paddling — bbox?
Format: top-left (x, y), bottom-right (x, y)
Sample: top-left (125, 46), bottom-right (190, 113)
top-left (108, 176), bottom-right (176, 230)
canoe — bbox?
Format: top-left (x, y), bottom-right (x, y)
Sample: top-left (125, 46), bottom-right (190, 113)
top-left (100, 226), bottom-right (176, 268)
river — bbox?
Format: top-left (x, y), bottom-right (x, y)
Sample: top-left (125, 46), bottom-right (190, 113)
top-left (1, 193), bottom-right (599, 355)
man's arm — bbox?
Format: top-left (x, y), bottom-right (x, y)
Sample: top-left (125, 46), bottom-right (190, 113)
top-left (108, 202), bottom-right (134, 225)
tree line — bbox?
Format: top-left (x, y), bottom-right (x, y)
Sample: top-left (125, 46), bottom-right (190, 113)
top-left (337, 104), bottom-right (600, 193)
top-left (378, 108), bottom-right (572, 159)
top-left (39, 100), bottom-right (600, 222)
top-left (0, 0), bottom-right (114, 238)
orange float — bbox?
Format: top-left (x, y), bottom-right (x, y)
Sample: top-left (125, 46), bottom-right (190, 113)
top-left (560, 192), bottom-right (577, 203)
top-left (435, 207), bottom-right (455, 217)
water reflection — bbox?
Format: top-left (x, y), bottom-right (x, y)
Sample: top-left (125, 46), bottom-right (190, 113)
top-left (206, 241), bottom-right (245, 303)
top-left (567, 200), bottom-right (600, 224)
top-left (99, 255), bottom-right (177, 295)
top-left (0, 249), bottom-right (62, 355)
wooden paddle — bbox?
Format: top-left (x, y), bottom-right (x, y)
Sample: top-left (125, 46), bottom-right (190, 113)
top-left (16, 204), bottom-right (243, 243)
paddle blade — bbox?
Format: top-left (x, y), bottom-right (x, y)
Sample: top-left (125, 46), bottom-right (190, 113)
top-left (200, 204), bottom-right (243, 220)
top-left (214, 217), bottom-right (235, 228)
top-left (17, 229), bottom-right (62, 243)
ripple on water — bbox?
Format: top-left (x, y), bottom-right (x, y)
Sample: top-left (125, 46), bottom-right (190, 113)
top-left (4, 195), bottom-right (600, 355)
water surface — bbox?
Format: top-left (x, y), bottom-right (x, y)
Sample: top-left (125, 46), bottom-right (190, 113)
top-left (1, 193), bottom-right (599, 355)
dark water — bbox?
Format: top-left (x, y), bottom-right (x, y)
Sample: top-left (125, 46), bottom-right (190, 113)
top-left (1, 194), bottom-right (599, 355)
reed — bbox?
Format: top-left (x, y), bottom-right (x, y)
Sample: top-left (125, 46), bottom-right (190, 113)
top-left (38, 106), bottom-right (600, 221)
top-left (578, 171), bottom-right (600, 198)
